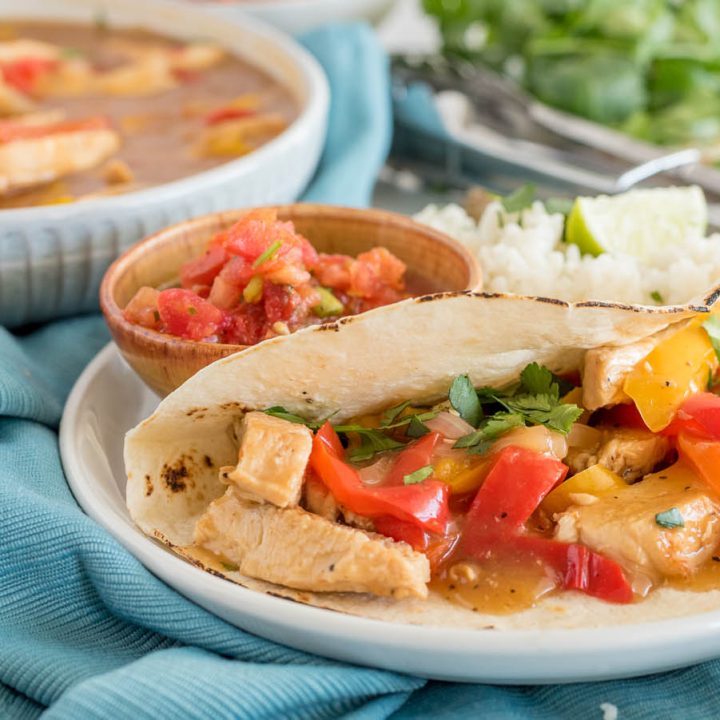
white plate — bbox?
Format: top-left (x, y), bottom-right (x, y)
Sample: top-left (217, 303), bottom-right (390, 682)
top-left (193, 0), bottom-right (396, 36)
top-left (61, 343), bottom-right (720, 684)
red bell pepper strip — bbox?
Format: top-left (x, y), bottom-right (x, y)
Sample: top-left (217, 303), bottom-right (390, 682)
top-left (677, 430), bottom-right (720, 497)
top-left (310, 422), bottom-right (449, 534)
top-left (664, 392), bottom-right (720, 440)
top-left (596, 403), bottom-right (649, 431)
top-left (460, 445), bottom-right (632, 604)
top-left (464, 445), bottom-right (568, 537)
top-left (383, 431), bottom-right (442, 486)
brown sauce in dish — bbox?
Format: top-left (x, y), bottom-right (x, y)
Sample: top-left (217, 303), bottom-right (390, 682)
top-left (0, 21), bottom-right (297, 207)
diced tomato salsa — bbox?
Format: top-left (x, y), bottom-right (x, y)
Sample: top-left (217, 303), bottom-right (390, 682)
top-left (123, 209), bottom-right (410, 344)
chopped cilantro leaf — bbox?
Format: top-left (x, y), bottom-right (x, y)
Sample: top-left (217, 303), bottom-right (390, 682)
top-left (655, 508), bottom-right (684, 529)
top-left (220, 560), bottom-right (239, 572)
top-left (253, 240), bottom-right (282, 268)
top-left (703, 315), bottom-right (720, 362)
top-left (263, 407), bottom-right (322, 429)
top-left (449, 374), bottom-right (482, 427)
top-left (381, 401), bottom-right (411, 426)
top-left (453, 412), bottom-right (524, 450)
top-left (343, 428), bottom-right (405, 462)
top-left (650, 290), bottom-right (664, 304)
top-left (519, 362), bottom-right (556, 396)
top-left (403, 465), bottom-right (434, 485)
top-left (501, 183), bottom-right (536, 214)
top-left (407, 415), bottom-right (430, 438)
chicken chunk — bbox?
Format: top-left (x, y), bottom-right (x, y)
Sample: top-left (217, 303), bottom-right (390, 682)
top-left (555, 470), bottom-right (720, 583)
top-left (303, 475), bottom-right (375, 531)
top-left (566, 428), bottom-right (669, 482)
top-left (194, 488), bottom-right (430, 599)
top-left (221, 411), bottom-right (312, 508)
top-left (0, 128), bottom-right (120, 195)
top-left (582, 323), bottom-right (686, 411)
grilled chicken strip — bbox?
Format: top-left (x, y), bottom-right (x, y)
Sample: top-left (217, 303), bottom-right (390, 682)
top-left (555, 470), bottom-right (720, 584)
top-left (221, 411), bottom-right (312, 508)
top-left (566, 427), bottom-right (669, 482)
top-left (582, 323), bottom-right (686, 411)
top-left (194, 488), bottom-right (430, 599)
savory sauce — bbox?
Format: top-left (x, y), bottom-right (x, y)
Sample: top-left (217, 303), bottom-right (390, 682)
top-left (0, 21), bottom-right (297, 207)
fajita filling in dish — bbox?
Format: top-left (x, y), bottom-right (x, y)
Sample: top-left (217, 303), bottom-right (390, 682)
top-left (186, 314), bottom-right (720, 612)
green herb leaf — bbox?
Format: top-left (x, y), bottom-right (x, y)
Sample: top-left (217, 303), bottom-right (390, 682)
top-left (253, 240), bottom-right (283, 268)
top-left (520, 362), bottom-right (556, 397)
top-left (501, 183), bottom-right (536, 214)
top-left (655, 508), bottom-right (685, 529)
top-left (381, 401), bottom-right (412, 426)
top-left (650, 290), bottom-right (664, 303)
top-left (345, 429), bottom-right (406, 462)
top-left (449, 374), bottom-right (482, 427)
top-left (220, 561), bottom-right (239, 572)
top-left (453, 412), bottom-right (525, 450)
top-left (407, 415), bottom-right (430, 438)
top-left (703, 315), bottom-right (720, 361)
top-left (403, 465), bottom-right (434, 485)
top-left (263, 406), bottom-right (322, 428)
top-left (187, 306), bottom-right (197, 316)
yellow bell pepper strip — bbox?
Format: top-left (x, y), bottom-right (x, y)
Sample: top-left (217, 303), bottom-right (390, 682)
top-left (541, 464), bottom-right (626, 517)
top-left (433, 455), bottom-right (491, 495)
top-left (623, 321), bottom-right (718, 432)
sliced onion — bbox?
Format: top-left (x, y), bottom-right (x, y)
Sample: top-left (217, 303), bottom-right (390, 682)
top-left (566, 423), bottom-right (602, 449)
top-left (425, 411), bottom-right (475, 440)
top-left (358, 455), bottom-right (395, 486)
top-left (491, 425), bottom-right (568, 459)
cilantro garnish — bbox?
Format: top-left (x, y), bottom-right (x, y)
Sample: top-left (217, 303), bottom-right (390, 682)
top-left (253, 240), bottom-right (282, 267)
top-left (655, 508), bottom-right (684, 529)
top-left (650, 290), bottom-right (664, 304)
top-left (407, 415), bottom-right (430, 438)
top-left (501, 183), bottom-right (536, 214)
top-left (703, 315), bottom-right (720, 362)
top-left (264, 406), bottom-right (323, 429)
top-left (453, 363), bottom-right (582, 452)
top-left (403, 465), bottom-right (434, 485)
top-left (449, 374), bottom-right (482, 427)
top-left (381, 401), bottom-right (411, 426)
top-left (344, 429), bottom-right (405, 462)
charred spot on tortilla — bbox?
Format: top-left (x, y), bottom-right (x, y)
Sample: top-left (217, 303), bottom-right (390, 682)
top-left (204, 455), bottom-right (214, 468)
top-left (161, 457), bottom-right (193, 492)
top-left (185, 407), bottom-right (208, 417)
top-left (220, 401), bottom-right (243, 410)
top-left (144, 474), bottom-right (154, 497)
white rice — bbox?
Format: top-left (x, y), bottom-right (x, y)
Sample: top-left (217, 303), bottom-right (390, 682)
top-left (414, 201), bottom-right (720, 306)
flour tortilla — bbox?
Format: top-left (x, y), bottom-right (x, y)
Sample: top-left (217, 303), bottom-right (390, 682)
top-left (125, 290), bottom-right (720, 628)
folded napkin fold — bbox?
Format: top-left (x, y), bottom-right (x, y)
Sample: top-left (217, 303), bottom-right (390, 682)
top-left (2, 21), bottom-right (720, 720)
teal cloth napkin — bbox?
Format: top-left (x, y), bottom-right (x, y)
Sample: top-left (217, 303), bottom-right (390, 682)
top-left (2, 22), bottom-right (720, 720)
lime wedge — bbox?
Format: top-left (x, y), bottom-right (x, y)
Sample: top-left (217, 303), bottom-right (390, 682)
top-left (565, 186), bottom-right (707, 260)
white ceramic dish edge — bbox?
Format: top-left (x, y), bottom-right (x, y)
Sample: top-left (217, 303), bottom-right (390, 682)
top-left (60, 343), bottom-right (720, 684)
top-left (0, 0), bottom-right (329, 327)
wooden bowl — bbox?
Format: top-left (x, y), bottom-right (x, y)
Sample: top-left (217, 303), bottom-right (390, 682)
top-left (100, 204), bottom-right (482, 396)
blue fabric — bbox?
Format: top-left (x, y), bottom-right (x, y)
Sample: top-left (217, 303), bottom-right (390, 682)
top-left (1, 22), bottom-right (716, 720)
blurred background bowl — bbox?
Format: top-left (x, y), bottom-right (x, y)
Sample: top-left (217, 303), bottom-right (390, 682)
top-left (0, 0), bottom-right (328, 328)
top-left (100, 204), bottom-right (482, 396)
top-left (188, 0), bottom-right (396, 36)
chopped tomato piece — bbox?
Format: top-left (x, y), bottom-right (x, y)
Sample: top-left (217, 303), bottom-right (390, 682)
top-left (180, 245), bottom-right (227, 288)
top-left (351, 247), bottom-right (406, 296)
top-left (157, 288), bottom-right (226, 341)
top-left (223, 303), bottom-right (268, 346)
top-left (123, 286), bottom-right (161, 330)
top-left (314, 254), bottom-right (353, 290)
top-left (263, 283), bottom-right (300, 324)
top-left (310, 422), bottom-right (450, 534)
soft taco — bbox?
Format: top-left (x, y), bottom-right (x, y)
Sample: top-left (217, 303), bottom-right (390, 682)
top-left (125, 291), bottom-right (720, 629)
